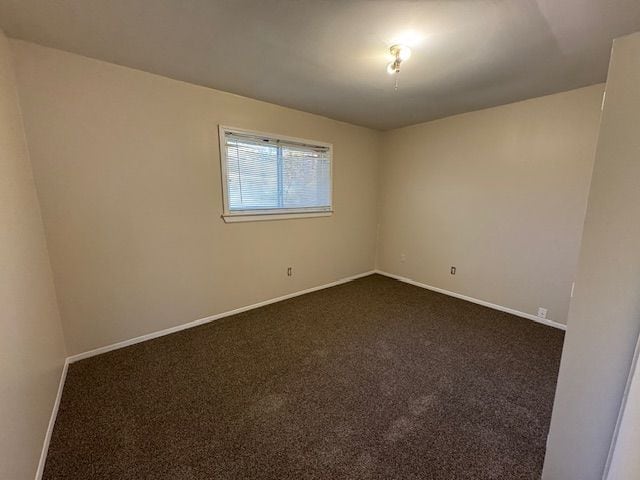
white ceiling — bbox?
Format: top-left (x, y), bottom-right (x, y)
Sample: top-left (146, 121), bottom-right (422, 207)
top-left (1, 0), bottom-right (639, 130)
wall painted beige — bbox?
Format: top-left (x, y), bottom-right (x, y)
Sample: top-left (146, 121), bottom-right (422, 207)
top-left (377, 85), bottom-right (603, 324)
top-left (10, 38), bottom-right (604, 357)
top-left (11, 40), bottom-right (380, 356)
top-left (606, 338), bottom-right (640, 480)
top-left (543, 32), bottom-right (640, 480)
top-left (0, 31), bottom-right (66, 480)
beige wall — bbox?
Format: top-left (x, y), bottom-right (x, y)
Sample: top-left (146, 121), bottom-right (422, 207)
top-left (377, 85), bottom-right (603, 324)
top-left (10, 39), bottom-right (604, 357)
top-left (606, 338), bottom-right (640, 480)
top-left (543, 32), bottom-right (640, 480)
top-left (0, 31), bottom-right (66, 480)
top-left (11, 40), bottom-right (380, 356)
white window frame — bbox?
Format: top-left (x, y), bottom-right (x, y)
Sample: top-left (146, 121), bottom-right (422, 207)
top-left (218, 125), bottom-right (333, 223)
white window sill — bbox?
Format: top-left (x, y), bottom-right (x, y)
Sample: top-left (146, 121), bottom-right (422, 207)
top-left (222, 211), bottom-right (333, 223)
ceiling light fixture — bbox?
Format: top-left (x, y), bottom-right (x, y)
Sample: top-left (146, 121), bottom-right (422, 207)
top-left (387, 44), bottom-right (411, 74)
top-left (386, 44), bottom-right (411, 91)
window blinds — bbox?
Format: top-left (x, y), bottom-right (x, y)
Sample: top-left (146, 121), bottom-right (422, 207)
top-left (222, 129), bottom-right (332, 215)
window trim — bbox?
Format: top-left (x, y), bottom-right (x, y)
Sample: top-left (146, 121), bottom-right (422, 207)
top-left (218, 125), bottom-right (334, 223)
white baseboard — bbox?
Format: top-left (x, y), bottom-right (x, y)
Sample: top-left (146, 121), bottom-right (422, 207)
top-left (375, 270), bottom-right (567, 331)
top-left (35, 358), bottom-right (69, 480)
top-left (67, 270), bottom-right (376, 364)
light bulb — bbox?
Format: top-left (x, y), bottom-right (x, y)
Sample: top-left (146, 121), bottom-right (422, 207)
top-left (390, 44), bottom-right (411, 62)
top-left (397, 45), bottom-right (411, 61)
top-left (387, 62), bottom-right (397, 75)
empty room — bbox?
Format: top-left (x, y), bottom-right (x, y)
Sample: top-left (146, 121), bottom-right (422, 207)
top-left (2, 1), bottom-right (640, 479)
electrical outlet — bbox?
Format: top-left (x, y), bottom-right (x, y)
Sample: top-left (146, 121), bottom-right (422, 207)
top-left (400, 253), bottom-right (406, 262)
top-left (287, 267), bottom-right (293, 277)
top-left (450, 266), bottom-right (456, 275)
top-left (537, 307), bottom-right (547, 319)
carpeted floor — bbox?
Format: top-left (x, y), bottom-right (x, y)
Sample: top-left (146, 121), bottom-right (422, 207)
top-left (44, 274), bottom-right (564, 480)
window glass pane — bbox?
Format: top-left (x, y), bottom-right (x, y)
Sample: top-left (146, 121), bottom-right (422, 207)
top-left (226, 140), bottom-right (278, 210)
top-left (282, 146), bottom-right (331, 208)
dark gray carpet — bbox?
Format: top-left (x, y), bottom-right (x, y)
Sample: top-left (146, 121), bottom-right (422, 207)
top-left (44, 274), bottom-right (564, 479)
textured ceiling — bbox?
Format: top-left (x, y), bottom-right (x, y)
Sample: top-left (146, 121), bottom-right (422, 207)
top-left (1, 0), bottom-right (639, 130)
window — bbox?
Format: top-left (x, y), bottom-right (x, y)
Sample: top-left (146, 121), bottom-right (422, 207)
top-left (219, 126), bottom-right (333, 222)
